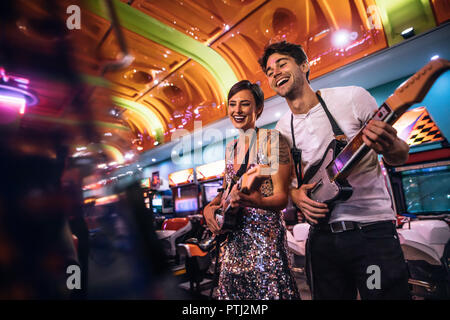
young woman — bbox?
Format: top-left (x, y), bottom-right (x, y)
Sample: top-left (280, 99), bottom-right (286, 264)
top-left (203, 80), bottom-right (300, 300)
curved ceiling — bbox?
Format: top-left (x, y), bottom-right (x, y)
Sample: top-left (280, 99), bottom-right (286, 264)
top-left (1, 0), bottom-right (448, 167)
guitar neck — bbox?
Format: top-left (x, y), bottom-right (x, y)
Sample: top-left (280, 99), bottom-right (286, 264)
top-left (327, 58), bottom-right (450, 181)
top-left (326, 103), bottom-right (396, 181)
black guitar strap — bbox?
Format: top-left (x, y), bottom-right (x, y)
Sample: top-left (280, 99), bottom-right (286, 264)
top-left (316, 92), bottom-right (348, 143)
top-left (290, 116), bottom-right (303, 188)
top-left (228, 128), bottom-right (258, 192)
top-left (290, 92), bottom-right (348, 188)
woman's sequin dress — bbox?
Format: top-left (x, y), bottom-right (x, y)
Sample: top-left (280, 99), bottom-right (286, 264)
top-left (215, 133), bottom-right (300, 300)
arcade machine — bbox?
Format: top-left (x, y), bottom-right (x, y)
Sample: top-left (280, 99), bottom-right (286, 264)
top-left (155, 168), bottom-right (201, 264)
top-left (141, 172), bottom-right (173, 225)
top-left (173, 160), bottom-right (224, 295)
top-left (169, 168), bottom-right (200, 216)
top-left (140, 177), bottom-right (153, 211)
top-left (385, 106), bottom-right (450, 299)
top-left (195, 160), bottom-right (225, 210)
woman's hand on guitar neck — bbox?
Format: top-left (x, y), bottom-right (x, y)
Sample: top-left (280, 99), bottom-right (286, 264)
top-left (291, 183), bottom-right (329, 224)
top-left (229, 184), bottom-right (263, 209)
top-left (204, 204), bottom-right (222, 234)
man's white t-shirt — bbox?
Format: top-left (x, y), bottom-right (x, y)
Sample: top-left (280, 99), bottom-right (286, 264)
top-left (275, 86), bottom-right (395, 223)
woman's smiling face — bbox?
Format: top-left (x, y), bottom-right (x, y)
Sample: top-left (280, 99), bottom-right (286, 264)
top-left (227, 89), bottom-right (258, 131)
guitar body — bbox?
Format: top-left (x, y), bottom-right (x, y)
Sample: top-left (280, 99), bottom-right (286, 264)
top-left (303, 139), bottom-right (353, 205)
top-left (215, 204), bottom-right (241, 233)
top-left (215, 165), bottom-right (269, 233)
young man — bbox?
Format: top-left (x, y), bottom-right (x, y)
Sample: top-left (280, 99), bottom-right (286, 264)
top-left (259, 41), bottom-right (411, 300)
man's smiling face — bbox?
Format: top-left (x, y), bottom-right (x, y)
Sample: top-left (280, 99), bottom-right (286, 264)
top-left (265, 53), bottom-right (308, 98)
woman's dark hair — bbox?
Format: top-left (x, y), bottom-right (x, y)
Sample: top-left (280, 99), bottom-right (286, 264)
top-left (227, 80), bottom-right (264, 119)
top-left (258, 41), bottom-right (309, 81)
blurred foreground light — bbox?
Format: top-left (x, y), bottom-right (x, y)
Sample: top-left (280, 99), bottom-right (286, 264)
top-left (0, 68), bottom-right (37, 120)
top-left (95, 194), bottom-right (119, 206)
top-left (0, 94), bottom-right (26, 114)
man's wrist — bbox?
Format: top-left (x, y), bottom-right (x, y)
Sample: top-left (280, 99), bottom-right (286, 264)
top-left (382, 137), bottom-right (409, 165)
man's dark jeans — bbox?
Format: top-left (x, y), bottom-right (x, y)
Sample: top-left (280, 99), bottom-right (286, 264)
top-left (305, 220), bottom-right (411, 300)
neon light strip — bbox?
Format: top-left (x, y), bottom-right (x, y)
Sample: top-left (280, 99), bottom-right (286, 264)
top-left (13, 77), bottom-right (30, 85)
top-left (80, 75), bottom-right (165, 142)
top-left (101, 144), bottom-right (125, 164)
top-left (112, 96), bottom-right (165, 142)
top-left (0, 94), bottom-right (26, 114)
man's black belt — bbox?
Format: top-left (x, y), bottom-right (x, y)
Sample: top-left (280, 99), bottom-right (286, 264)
top-left (312, 220), bottom-right (394, 233)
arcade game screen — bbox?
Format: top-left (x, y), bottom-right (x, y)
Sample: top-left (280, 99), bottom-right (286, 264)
top-left (400, 164), bottom-right (450, 214)
top-left (203, 181), bottom-right (222, 204)
top-left (174, 184), bottom-right (198, 213)
top-left (152, 194), bottom-right (162, 214)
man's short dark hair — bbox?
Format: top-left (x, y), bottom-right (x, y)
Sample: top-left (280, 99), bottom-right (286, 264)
top-left (227, 80), bottom-right (264, 119)
top-left (258, 41), bottom-right (310, 81)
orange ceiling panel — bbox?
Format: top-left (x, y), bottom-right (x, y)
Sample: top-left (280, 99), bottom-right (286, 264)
top-left (88, 86), bottom-right (118, 120)
top-left (97, 27), bottom-right (189, 100)
top-left (130, 0), bottom-right (268, 44)
top-left (139, 59), bottom-right (227, 142)
top-left (431, 0), bottom-right (450, 25)
top-left (212, 0), bottom-right (388, 99)
top-left (70, 9), bottom-right (111, 76)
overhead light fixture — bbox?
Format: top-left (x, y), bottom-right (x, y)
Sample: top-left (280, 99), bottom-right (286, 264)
top-left (401, 27), bottom-right (415, 39)
top-left (124, 152), bottom-right (134, 160)
top-left (152, 158), bottom-right (156, 162)
top-left (332, 29), bottom-right (350, 48)
top-left (430, 55), bottom-right (439, 60)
